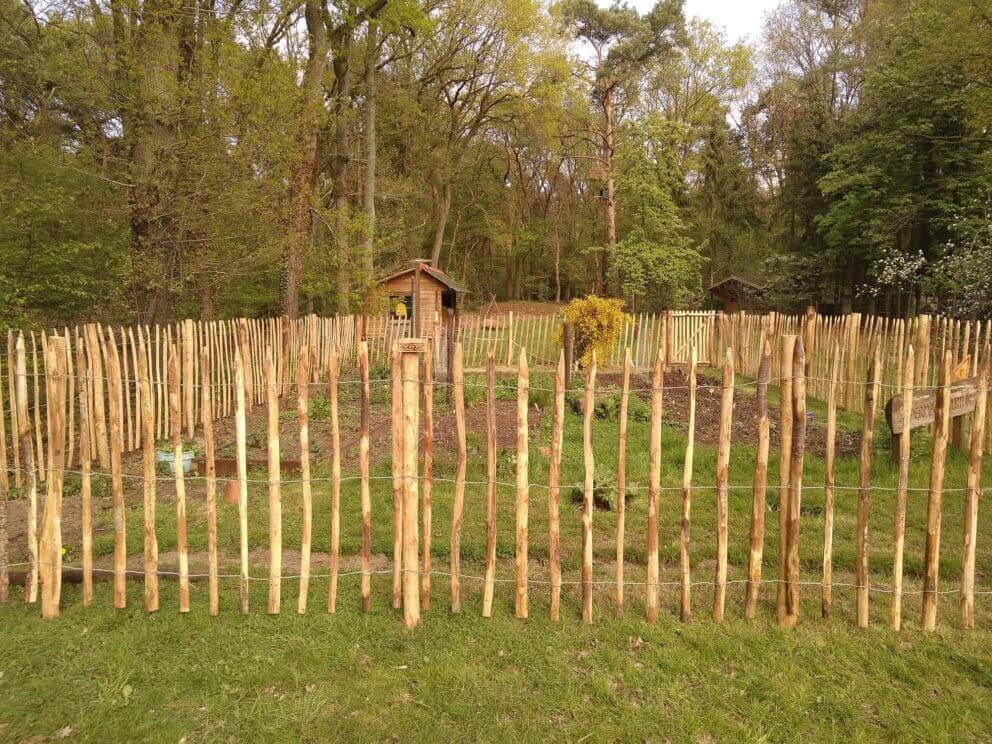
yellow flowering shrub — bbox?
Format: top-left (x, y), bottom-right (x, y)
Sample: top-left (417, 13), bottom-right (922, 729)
top-left (561, 295), bottom-right (628, 367)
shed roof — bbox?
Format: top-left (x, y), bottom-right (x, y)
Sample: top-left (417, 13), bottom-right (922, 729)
top-left (379, 263), bottom-right (467, 294)
top-left (707, 275), bottom-right (764, 302)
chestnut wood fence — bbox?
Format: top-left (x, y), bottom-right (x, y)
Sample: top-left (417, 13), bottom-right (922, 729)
top-left (0, 309), bottom-right (989, 631)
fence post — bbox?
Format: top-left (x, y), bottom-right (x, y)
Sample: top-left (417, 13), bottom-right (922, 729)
top-left (86, 324), bottom-right (110, 468)
top-left (39, 336), bottom-right (66, 619)
top-left (616, 348), bottom-right (631, 618)
top-left (890, 345), bottom-right (914, 630)
top-left (581, 351), bottom-right (597, 624)
top-left (483, 352), bottom-right (497, 617)
top-left (962, 349), bottom-right (989, 629)
top-left (421, 343), bottom-right (434, 611)
top-left (822, 342), bottom-right (840, 619)
top-left (745, 336), bottom-right (771, 619)
top-left (922, 349), bottom-right (952, 631)
top-left (679, 347), bottom-right (697, 623)
top-left (515, 347), bottom-right (529, 619)
top-left (264, 347), bottom-right (281, 614)
top-left (855, 348), bottom-right (881, 628)
top-left (109, 336), bottom-right (127, 609)
top-left (14, 336), bottom-right (37, 604)
top-left (234, 344), bottom-right (250, 614)
top-left (169, 343), bottom-right (190, 613)
top-left (549, 352), bottom-right (565, 622)
top-left (563, 320), bottom-right (574, 390)
top-left (296, 345), bottom-right (312, 614)
top-left (505, 311), bottom-right (514, 367)
top-left (332, 347), bottom-right (346, 612)
top-left (201, 344), bottom-right (218, 616)
top-left (713, 347), bottom-right (734, 623)
top-left (915, 314), bottom-right (931, 388)
top-left (665, 311), bottom-right (674, 368)
top-left (8, 331), bottom-right (21, 489)
top-left (646, 349), bottom-right (663, 623)
top-left (776, 335), bottom-right (796, 626)
top-left (76, 343), bottom-right (92, 607)
top-left (390, 342), bottom-right (403, 609)
top-left (844, 313), bottom-right (860, 410)
top-left (803, 305), bottom-right (816, 377)
top-left (32, 332), bottom-right (46, 482)
top-left (785, 338), bottom-right (806, 627)
top-left (451, 343), bottom-right (466, 613)
top-left (183, 319), bottom-right (195, 439)
top-left (446, 306), bottom-right (456, 389)
top-left (399, 338), bottom-right (424, 628)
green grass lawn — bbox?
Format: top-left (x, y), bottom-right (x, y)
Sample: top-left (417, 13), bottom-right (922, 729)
top-left (1, 369), bottom-right (991, 742)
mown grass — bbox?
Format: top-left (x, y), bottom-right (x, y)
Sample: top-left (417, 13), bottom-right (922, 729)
top-left (1, 368), bottom-right (991, 742)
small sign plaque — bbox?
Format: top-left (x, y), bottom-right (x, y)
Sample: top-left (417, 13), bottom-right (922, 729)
top-left (885, 377), bottom-right (978, 435)
top-left (397, 338), bottom-right (429, 353)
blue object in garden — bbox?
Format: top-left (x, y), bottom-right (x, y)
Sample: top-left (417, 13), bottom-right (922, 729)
top-left (155, 449), bottom-right (194, 473)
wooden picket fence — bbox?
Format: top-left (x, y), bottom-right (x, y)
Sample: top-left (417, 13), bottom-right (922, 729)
top-left (0, 309), bottom-right (715, 489)
top-left (0, 308), bottom-right (989, 631)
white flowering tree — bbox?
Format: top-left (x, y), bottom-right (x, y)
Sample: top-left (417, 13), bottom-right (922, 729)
top-left (929, 195), bottom-right (992, 319)
top-left (860, 248), bottom-right (928, 304)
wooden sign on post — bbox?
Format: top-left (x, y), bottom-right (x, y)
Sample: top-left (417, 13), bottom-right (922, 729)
top-left (885, 377), bottom-right (979, 436)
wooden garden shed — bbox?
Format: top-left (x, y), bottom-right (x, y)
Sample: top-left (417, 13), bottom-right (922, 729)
top-left (378, 259), bottom-right (466, 338)
top-left (707, 275), bottom-right (764, 313)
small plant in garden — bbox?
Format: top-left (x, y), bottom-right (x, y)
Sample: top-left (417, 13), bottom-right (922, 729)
top-left (368, 360), bottom-right (392, 406)
top-left (528, 381), bottom-right (551, 409)
top-left (496, 448), bottom-right (517, 479)
top-left (569, 467), bottom-right (638, 511)
top-left (369, 360), bottom-right (391, 382)
top-left (594, 392), bottom-right (650, 422)
top-left (462, 376), bottom-right (486, 408)
top-left (495, 376), bottom-right (517, 401)
top-left (308, 393), bottom-right (330, 422)
top-left (561, 295), bottom-right (628, 367)
top-left (62, 474), bottom-right (110, 499)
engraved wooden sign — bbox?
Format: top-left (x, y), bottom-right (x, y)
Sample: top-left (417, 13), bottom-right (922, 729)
top-left (397, 338), bottom-right (429, 353)
top-left (885, 377), bottom-right (979, 435)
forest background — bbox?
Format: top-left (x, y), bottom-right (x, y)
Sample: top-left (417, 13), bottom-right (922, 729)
top-left (2, 0), bottom-right (991, 326)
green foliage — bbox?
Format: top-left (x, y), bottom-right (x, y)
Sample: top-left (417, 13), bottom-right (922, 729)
top-left (308, 393), bottom-right (331, 423)
top-left (561, 296), bottom-right (628, 367)
top-left (495, 376), bottom-right (518, 401)
top-left (568, 466), bottom-right (637, 511)
top-left (594, 392), bottom-right (650, 423)
top-left (614, 118), bottom-right (705, 308)
top-left (462, 375), bottom-right (486, 409)
top-left (528, 383), bottom-right (552, 410)
top-left (2, 0), bottom-right (991, 323)
top-left (62, 472), bottom-right (111, 500)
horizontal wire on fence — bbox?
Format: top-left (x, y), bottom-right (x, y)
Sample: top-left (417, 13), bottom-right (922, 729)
top-left (6, 368), bottom-right (990, 400)
top-left (1, 466), bottom-right (976, 494)
top-left (4, 561), bottom-right (991, 597)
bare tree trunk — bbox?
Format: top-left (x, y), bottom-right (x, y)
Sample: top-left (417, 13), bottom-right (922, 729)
top-left (284, 0), bottom-right (328, 320)
top-left (199, 282), bottom-right (216, 320)
top-left (602, 87), bottom-right (617, 296)
top-left (430, 180), bottom-right (452, 267)
top-left (553, 220), bottom-right (562, 303)
top-left (126, 0), bottom-right (181, 323)
top-left (360, 26), bottom-right (378, 284)
top-left (330, 35), bottom-right (355, 313)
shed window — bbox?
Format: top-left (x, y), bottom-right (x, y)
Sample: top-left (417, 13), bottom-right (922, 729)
top-left (390, 294), bottom-right (413, 319)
